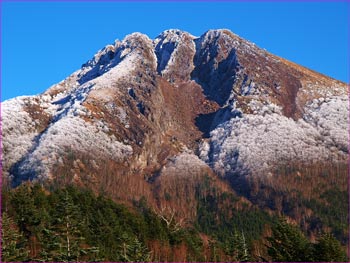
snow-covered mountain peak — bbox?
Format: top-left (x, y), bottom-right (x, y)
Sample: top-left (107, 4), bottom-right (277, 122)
top-left (2, 29), bottom-right (347, 187)
top-left (202, 28), bottom-right (238, 40)
top-left (154, 29), bottom-right (196, 80)
top-left (123, 32), bottom-right (153, 49)
top-left (155, 29), bottom-right (195, 43)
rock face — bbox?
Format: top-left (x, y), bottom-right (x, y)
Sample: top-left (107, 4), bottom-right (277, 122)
top-left (2, 29), bottom-right (348, 189)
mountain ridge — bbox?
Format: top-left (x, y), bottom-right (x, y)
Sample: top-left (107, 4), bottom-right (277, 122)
top-left (2, 29), bottom-right (347, 183)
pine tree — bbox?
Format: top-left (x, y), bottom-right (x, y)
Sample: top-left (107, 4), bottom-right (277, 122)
top-left (38, 190), bottom-right (99, 262)
top-left (313, 233), bottom-right (347, 262)
top-left (209, 239), bottom-right (220, 262)
top-left (128, 237), bottom-right (151, 262)
top-left (118, 234), bottom-right (151, 262)
top-left (239, 231), bottom-right (249, 262)
top-left (10, 184), bottom-right (40, 236)
top-left (267, 218), bottom-right (313, 261)
top-left (225, 230), bottom-right (250, 261)
top-left (1, 212), bottom-right (29, 262)
top-left (37, 227), bottom-right (61, 262)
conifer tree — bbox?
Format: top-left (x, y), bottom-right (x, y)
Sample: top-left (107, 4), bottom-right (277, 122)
top-left (10, 184), bottom-right (39, 236)
top-left (225, 230), bottom-right (250, 261)
top-left (313, 232), bottom-right (347, 262)
top-left (118, 234), bottom-right (151, 262)
top-left (239, 231), bottom-right (249, 262)
top-left (209, 239), bottom-right (220, 262)
top-left (38, 190), bottom-right (99, 262)
top-left (1, 212), bottom-right (29, 262)
top-left (267, 218), bottom-right (313, 261)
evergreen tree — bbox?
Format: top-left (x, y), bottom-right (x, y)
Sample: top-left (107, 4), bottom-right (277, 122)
top-left (224, 230), bottom-right (250, 261)
top-left (267, 218), bottom-right (313, 261)
top-left (10, 184), bottom-right (40, 236)
top-left (239, 231), bottom-right (249, 262)
top-left (208, 239), bottom-right (220, 262)
top-left (128, 237), bottom-right (151, 262)
top-left (1, 212), bottom-right (29, 262)
top-left (118, 234), bottom-right (151, 262)
top-left (38, 190), bottom-right (98, 262)
top-left (313, 233), bottom-right (347, 262)
top-left (37, 227), bottom-right (61, 262)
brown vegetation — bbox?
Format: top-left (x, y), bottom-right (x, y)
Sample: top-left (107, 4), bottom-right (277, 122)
top-left (23, 98), bottom-right (52, 133)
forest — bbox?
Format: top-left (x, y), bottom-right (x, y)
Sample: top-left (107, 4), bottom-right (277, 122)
top-left (1, 178), bottom-right (348, 262)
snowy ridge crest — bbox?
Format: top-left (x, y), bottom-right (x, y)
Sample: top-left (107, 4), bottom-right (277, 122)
top-left (2, 29), bottom-right (348, 184)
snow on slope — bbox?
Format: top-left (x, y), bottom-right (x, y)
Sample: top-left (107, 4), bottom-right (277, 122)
top-left (2, 35), bottom-right (146, 182)
top-left (161, 151), bottom-right (209, 177)
top-left (303, 95), bottom-right (349, 153)
top-left (16, 116), bottom-right (132, 180)
top-left (154, 29), bottom-right (196, 82)
top-left (88, 52), bottom-right (139, 101)
top-left (2, 29), bottom-right (348, 183)
top-left (1, 97), bottom-right (41, 174)
top-left (200, 95), bottom-right (348, 176)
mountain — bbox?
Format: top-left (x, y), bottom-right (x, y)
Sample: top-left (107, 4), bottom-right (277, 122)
top-left (1, 29), bottom-right (348, 261)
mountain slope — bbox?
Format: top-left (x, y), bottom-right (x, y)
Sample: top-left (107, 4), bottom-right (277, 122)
top-left (2, 29), bottom-right (346, 181)
top-left (1, 29), bottom-right (348, 237)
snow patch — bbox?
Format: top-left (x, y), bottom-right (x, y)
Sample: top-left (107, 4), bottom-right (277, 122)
top-left (201, 94), bottom-right (348, 177)
top-left (15, 116), bottom-right (133, 181)
top-left (161, 151), bottom-right (209, 177)
top-left (91, 52), bottom-right (139, 92)
top-left (154, 29), bottom-right (196, 80)
top-left (303, 95), bottom-right (348, 152)
top-left (1, 97), bottom-right (40, 173)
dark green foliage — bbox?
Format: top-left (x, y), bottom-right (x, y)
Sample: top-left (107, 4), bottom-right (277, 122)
top-left (194, 175), bottom-right (350, 261)
top-left (181, 228), bottom-right (205, 261)
top-left (237, 162), bottom-right (349, 253)
top-left (267, 218), bottom-right (314, 261)
top-left (196, 189), bottom-right (275, 243)
top-left (1, 212), bottom-right (29, 262)
top-left (267, 218), bottom-right (349, 262)
top-left (313, 233), bottom-right (347, 262)
top-left (223, 230), bottom-right (249, 261)
top-left (37, 190), bottom-right (98, 262)
top-left (117, 234), bottom-right (151, 262)
top-left (2, 184), bottom-right (205, 261)
top-left (195, 188), bottom-right (276, 261)
top-left (9, 184), bottom-right (42, 236)
top-left (304, 189), bottom-right (349, 243)
top-left (2, 181), bottom-right (348, 262)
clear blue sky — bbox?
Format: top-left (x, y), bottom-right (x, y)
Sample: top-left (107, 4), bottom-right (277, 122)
top-left (1, 1), bottom-right (349, 101)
